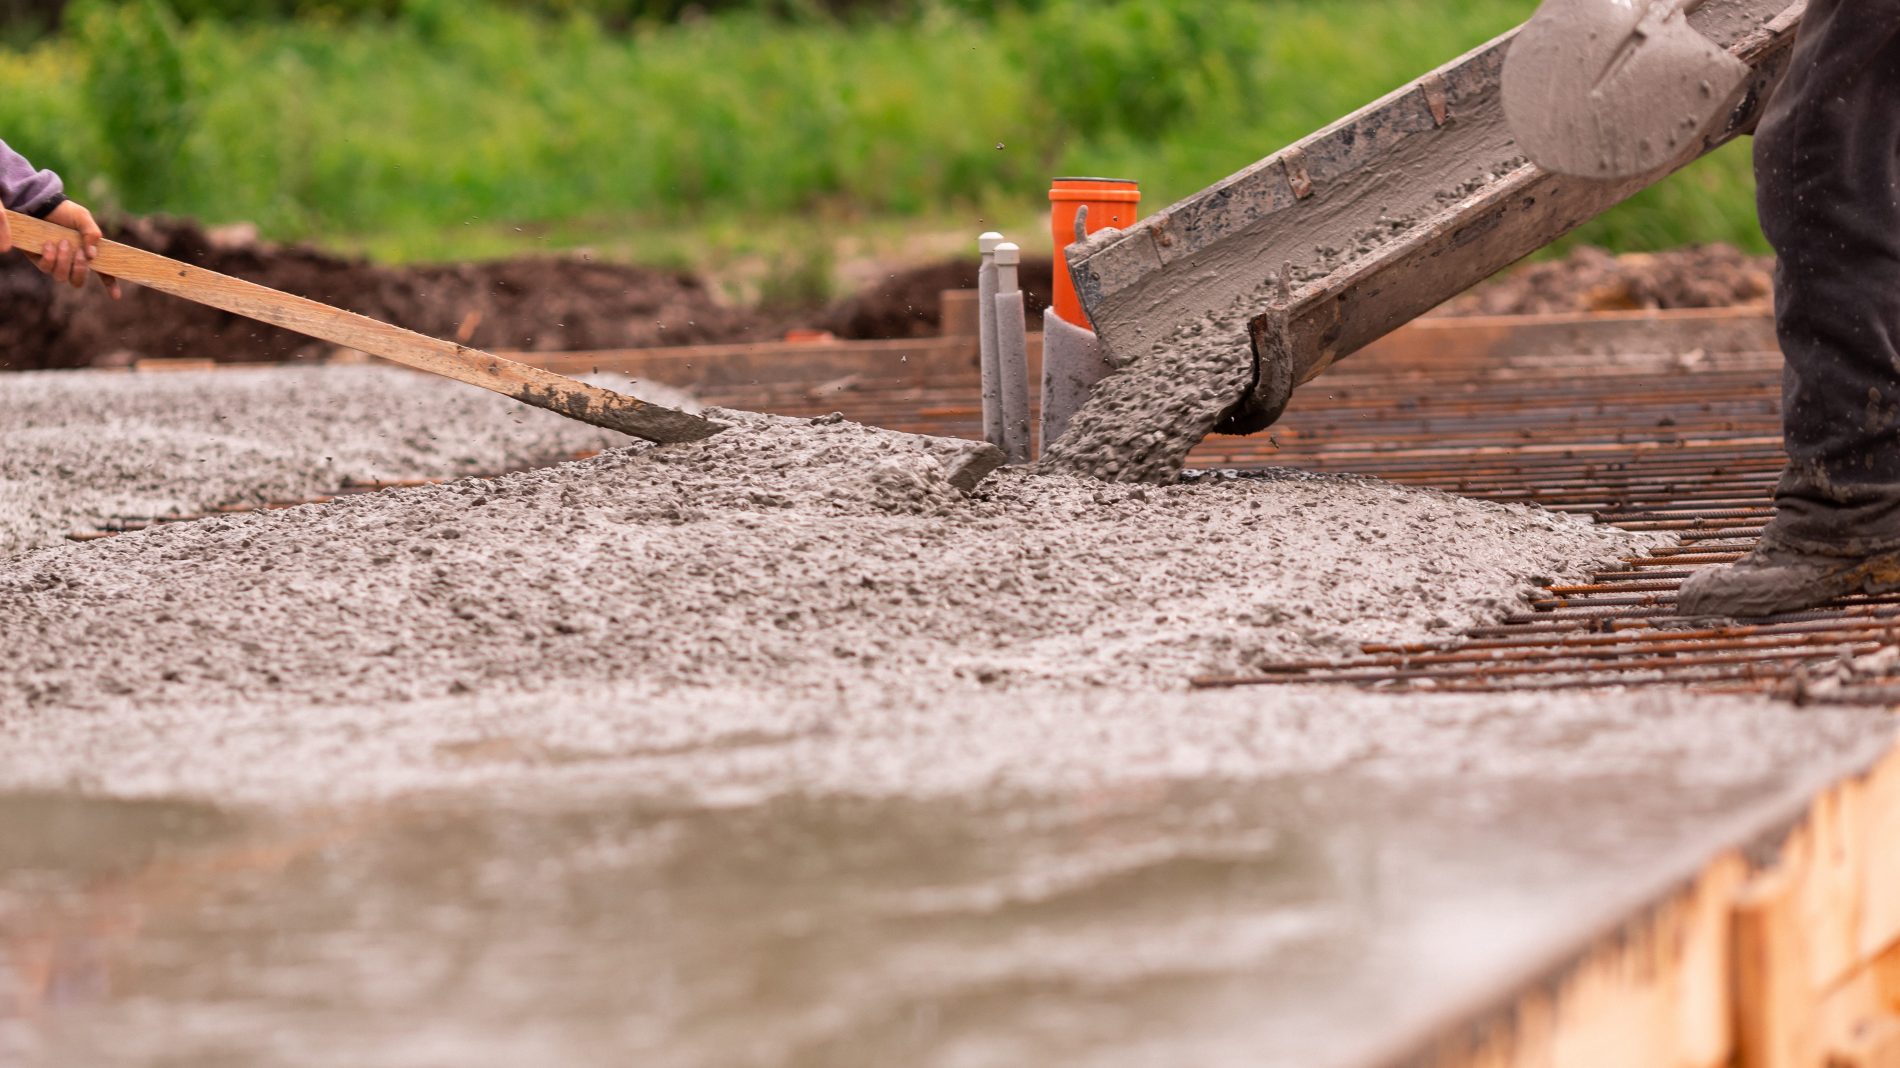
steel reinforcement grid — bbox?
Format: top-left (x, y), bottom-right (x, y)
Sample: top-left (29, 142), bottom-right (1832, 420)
top-left (689, 337), bottom-right (1900, 704)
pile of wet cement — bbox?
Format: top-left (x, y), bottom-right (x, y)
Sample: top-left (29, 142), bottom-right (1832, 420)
top-left (8, 382), bottom-right (1896, 1068)
top-left (1038, 298), bottom-right (1259, 484)
top-left (1036, 244), bottom-right (1776, 485)
top-left (0, 366), bottom-right (645, 557)
top-left (0, 408), bottom-right (1653, 713)
top-left (818, 255), bottom-right (1055, 339)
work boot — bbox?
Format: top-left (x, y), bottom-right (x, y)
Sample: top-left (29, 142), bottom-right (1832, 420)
top-left (1677, 540), bottom-right (1900, 618)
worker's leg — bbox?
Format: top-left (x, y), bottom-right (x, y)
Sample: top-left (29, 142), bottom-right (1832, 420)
top-left (1761, 0), bottom-right (1900, 545)
top-left (1680, 1), bottom-right (1900, 616)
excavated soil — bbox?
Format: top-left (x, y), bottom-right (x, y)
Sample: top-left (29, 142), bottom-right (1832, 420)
top-left (817, 256), bottom-right (1055, 339)
top-left (0, 218), bottom-right (1054, 370)
top-left (1436, 244), bottom-right (1775, 317)
top-left (0, 218), bottom-right (773, 370)
top-left (1, 210), bottom-right (1767, 372)
top-left (0, 404), bottom-right (1654, 714)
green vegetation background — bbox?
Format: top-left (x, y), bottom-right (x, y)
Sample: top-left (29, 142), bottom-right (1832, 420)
top-left (0, 0), bottom-right (1764, 268)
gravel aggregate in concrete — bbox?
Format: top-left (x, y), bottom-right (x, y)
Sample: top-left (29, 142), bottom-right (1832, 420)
top-left (0, 409), bottom-right (1655, 716)
top-left (0, 366), bottom-right (677, 557)
top-left (1040, 303), bottom-right (1257, 483)
top-left (3, 381), bottom-right (1895, 1068)
top-left (4, 676), bottom-right (1883, 810)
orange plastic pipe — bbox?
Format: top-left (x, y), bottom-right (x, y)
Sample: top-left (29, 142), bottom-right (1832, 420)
top-left (1049, 177), bottom-right (1140, 328)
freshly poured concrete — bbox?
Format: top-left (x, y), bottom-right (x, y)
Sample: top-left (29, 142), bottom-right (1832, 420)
top-left (3, 689), bottom-right (1891, 1068)
top-left (1039, 303), bottom-right (1258, 483)
top-left (0, 410), bottom-right (1650, 710)
top-left (1043, 0), bottom-right (1793, 483)
top-left (1, 365), bottom-right (1893, 1068)
top-left (0, 366), bottom-right (651, 557)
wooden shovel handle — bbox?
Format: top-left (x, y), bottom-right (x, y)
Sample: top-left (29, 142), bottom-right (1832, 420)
top-left (4, 209), bottom-right (723, 444)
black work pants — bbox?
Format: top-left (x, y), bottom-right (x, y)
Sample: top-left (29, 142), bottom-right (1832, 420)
top-left (1755, 0), bottom-right (1900, 553)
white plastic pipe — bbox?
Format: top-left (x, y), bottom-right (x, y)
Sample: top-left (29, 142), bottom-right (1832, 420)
top-left (976, 232), bottom-right (1005, 451)
top-left (993, 242), bottom-right (1033, 464)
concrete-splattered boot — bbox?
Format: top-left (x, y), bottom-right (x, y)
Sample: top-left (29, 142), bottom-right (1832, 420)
top-left (1677, 541), bottom-right (1900, 619)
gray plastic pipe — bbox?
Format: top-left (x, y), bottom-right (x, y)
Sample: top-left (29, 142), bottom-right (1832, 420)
top-left (993, 242), bottom-right (1033, 464)
top-left (976, 232), bottom-right (1005, 451)
top-left (1038, 204), bottom-right (1110, 449)
top-left (1039, 306), bottom-right (1110, 450)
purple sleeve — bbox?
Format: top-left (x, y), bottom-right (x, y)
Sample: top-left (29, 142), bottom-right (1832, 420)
top-left (0, 139), bottom-right (66, 217)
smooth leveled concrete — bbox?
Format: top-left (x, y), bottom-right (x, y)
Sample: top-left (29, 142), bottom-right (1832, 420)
top-left (2, 687), bottom-right (1891, 1068)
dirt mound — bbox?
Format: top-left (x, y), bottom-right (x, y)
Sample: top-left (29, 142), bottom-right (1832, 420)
top-left (1, 218), bottom-right (1065, 369)
top-left (1439, 244), bottom-right (1775, 317)
top-left (820, 256), bottom-right (1055, 339)
top-left (16, 222), bottom-right (1770, 373)
top-left (0, 217), bottom-right (778, 371)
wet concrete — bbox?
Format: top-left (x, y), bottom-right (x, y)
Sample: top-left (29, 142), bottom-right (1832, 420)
top-left (1043, 44), bottom-right (1539, 483)
top-left (3, 364), bottom-right (1892, 1066)
top-left (2, 694), bottom-right (1890, 1068)
top-left (1503, 0), bottom-right (1753, 178)
top-left (0, 366), bottom-right (647, 558)
top-left (0, 412), bottom-right (1652, 711)
top-left (1038, 299), bottom-right (1259, 483)
top-left (1045, 0), bottom-right (1793, 482)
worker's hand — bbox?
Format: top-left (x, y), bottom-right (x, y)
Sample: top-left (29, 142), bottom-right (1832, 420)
top-left (35, 199), bottom-right (122, 299)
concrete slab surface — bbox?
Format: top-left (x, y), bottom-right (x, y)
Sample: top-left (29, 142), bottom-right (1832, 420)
top-left (0, 688), bottom-right (1890, 1068)
top-left (0, 365), bottom-right (644, 558)
top-left (0, 406), bottom-right (1652, 710)
top-left (0, 364), bottom-right (1893, 1068)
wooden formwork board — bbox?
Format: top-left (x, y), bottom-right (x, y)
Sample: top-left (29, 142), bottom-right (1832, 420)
top-left (1414, 743), bottom-right (1900, 1068)
top-left (1349, 308), bottom-right (1778, 372)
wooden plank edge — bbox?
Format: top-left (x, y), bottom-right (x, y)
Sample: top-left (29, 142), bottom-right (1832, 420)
top-left (501, 308), bottom-right (1773, 392)
top-left (1381, 736), bottom-right (1900, 1068)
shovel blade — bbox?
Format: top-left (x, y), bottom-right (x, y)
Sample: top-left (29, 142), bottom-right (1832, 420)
top-left (1503, 0), bottom-right (1750, 178)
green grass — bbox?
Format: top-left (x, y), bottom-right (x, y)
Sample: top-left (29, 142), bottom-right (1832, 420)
top-left (0, 0), bottom-right (1767, 274)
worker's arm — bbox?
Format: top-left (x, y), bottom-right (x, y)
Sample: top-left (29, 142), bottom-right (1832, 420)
top-left (0, 140), bottom-right (121, 299)
top-left (0, 138), bottom-right (65, 226)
